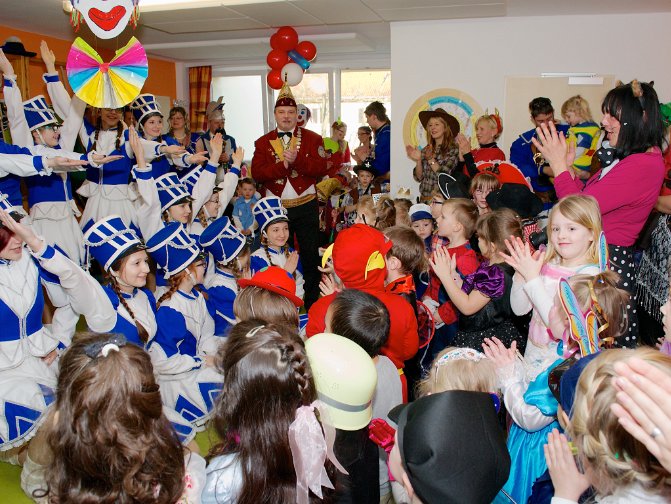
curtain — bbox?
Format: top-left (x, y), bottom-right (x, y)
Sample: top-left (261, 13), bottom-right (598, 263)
top-left (188, 66), bottom-right (212, 133)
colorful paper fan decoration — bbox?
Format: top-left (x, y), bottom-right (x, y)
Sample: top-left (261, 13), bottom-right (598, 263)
top-left (67, 36), bottom-right (148, 109)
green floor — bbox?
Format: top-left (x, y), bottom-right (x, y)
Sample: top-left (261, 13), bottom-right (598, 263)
top-left (0, 429), bottom-right (217, 502)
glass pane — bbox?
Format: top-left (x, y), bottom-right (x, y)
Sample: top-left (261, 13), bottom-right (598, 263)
top-left (211, 75), bottom-right (264, 160)
top-left (340, 70), bottom-right (391, 152)
top-left (273, 73), bottom-right (329, 138)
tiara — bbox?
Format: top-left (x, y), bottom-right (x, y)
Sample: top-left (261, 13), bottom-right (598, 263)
top-left (435, 348), bottom-right (486, 367)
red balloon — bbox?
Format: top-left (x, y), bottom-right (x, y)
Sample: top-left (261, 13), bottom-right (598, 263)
top-left (267, 49), bottom-right (289, 70)
top-left (275, 26), bottom-right (299, 52)
top-left (296, 41), bottom-right (317, 61)
top-left (270, 33), bottom-right (281, 50)
top-left (267, 70), bottom-right (283, 90)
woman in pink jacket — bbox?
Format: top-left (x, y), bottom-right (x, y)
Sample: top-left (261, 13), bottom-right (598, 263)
top-left (532, 80), bottom-right (666, 347)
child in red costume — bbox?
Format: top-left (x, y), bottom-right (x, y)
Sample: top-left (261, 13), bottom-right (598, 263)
top-left (307, 224), bottom-right (419, 399)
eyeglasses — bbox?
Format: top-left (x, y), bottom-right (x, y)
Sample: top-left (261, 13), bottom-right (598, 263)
top-left (42, 124), bottom-right (61, 132)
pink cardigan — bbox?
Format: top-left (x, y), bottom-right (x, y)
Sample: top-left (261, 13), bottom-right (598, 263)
top-left (554, 150), bottom-right (665, 246)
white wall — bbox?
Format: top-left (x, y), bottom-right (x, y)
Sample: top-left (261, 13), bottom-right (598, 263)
top-left (390, 13), bottom-right (671, 199)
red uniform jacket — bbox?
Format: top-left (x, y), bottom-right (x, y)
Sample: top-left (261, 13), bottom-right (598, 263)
top-left (251, 127), bottom-right (329, 196)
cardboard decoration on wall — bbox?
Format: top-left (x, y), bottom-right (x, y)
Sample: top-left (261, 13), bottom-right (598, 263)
top-left (70, 0), bottom-right (139, 40)
top-left (403, 88), bottom-right (483, 149)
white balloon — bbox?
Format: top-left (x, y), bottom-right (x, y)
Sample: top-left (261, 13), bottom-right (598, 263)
top-left (281, 62), bottom-right (304, 86)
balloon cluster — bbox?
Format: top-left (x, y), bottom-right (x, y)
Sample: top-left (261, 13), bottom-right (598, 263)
top-left (266, 26), bottom-right (317, 90)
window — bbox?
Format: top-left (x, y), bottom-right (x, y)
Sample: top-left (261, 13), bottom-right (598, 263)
top-left (210, 69), bottom-right (390, 156)
top-left (211, 75), bottom-right (264, 160)
top-left (340, 70), bottom-right (391, 149)
top-left (273, 72), bottom-right (330, 138)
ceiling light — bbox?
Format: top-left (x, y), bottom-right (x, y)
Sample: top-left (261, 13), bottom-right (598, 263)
top-left (140, 0), bottom-right (286, 12)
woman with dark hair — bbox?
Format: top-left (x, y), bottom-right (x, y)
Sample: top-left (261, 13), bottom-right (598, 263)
top-left (533, 80), bottom-right (666, 346)
top-left (406, 108), bottom-right (460, 202)
top-left (203, 320), bottom-right (339, 504)
top-left (351, 125), bottom-right (373, 165)
top-left (36, 333), bottom-right (204, 503)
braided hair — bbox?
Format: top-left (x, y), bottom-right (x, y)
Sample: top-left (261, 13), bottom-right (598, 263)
top-left (109, 248), bottom-right (150, 343)
top-left (208, 320), bottom-right (332, 504)
top-left (92, 112), bottom-right (124, 153)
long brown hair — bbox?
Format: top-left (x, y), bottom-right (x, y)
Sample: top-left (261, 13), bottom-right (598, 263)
top-left (91, 111), bottom-right (124, 152)
top-left (426, 116), bottom-right (456, 158)
top-left (109, 248), bottom-right (150, 343)
top-left (43, 333), bottom-right (185, 503)
top-left (208, 320), bottom-right (334, 504)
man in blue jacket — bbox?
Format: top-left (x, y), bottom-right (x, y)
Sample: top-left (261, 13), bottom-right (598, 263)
top-left (356, 101), bottom-right (390, 181)
top-left (510, 97), bottom-right (569, 209)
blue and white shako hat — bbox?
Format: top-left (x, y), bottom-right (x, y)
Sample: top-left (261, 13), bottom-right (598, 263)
top-left (146, 222), bottom-right (201, 278)
top-left (23, 95), bottom-right (58, 131)
top-left (83, 215), bottom-right (145, 271)
top-left (156, 172), bottom-right (193, 213)
top-left (253, 196), bottom-right (289, 234)
top-left (181, 165), bottom-right (203, 195)
top-left (199, 216), bottom-right (246, 263)
top-left (0, 191), bottom-right (25, 222)
top-left (130, 93), bottom-right (163, 127)
top-left (409, 203), bottom-right (433, 222)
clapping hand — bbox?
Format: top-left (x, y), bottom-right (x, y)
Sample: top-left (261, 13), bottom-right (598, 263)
top-left (500, 236), bottom-right (544, 282)
top-left (531, 121), bottom-right (575, 178)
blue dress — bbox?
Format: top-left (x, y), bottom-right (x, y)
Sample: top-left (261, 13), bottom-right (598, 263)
top-left (501, 359), bottom-right (562, 504)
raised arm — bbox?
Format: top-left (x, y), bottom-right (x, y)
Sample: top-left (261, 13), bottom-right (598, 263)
top-left (0, 210), bottom-right (116, 333)
top-left (0, 51), bottom-right (32, 148)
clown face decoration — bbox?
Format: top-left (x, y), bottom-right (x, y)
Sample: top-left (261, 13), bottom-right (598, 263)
top-left (70, 0), bottom-right (139, 39)
top-left (296, 104), bottom-right (311, 128)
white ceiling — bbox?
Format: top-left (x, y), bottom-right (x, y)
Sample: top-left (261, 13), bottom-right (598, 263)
top-left (2, 0), bottom-right (671, 69)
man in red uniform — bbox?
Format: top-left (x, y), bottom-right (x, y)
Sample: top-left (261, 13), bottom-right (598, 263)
top-left (251, 83), bottom-right (329, 308)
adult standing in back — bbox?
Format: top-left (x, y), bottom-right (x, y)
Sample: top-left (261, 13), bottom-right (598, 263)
top-left (251, 83), bottom-right (329, 308)
top-left (534, 80), bottom-right (666, 346)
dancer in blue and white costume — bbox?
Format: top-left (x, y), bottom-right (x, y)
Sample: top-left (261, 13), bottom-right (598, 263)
top-left (199, 216), bottom-right (250, 336)
top-left (0, 199), bottom-right (116, 458)
top-left (146, 222), bottom-right (223, 429)
top-left (130, 94), bottom-right (208, 179)
top-left (1, 59), bottom-right (123, 264)
top-left (83, 215), bottom-right (198, 445)
top-left (250, 196), bottom-right (305, 301)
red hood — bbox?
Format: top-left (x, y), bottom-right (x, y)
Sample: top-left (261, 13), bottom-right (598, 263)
top-left (333, 224), bottom-right (392, 291)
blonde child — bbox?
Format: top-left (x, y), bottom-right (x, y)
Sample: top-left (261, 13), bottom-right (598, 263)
top-left (483, 269), bottom-right (629, 504)
top-left (418, 346), bottom-right (496, 397)
top-left (432, 208), bottom-right (523, 350)
top-left (470, 172), bottom-right (500, 215)
top-left (456, 111), bottom-right (506, 177)
top-left (199, 216), bottom-right (251, 336)
top-left (354, 194), bottom-right (396, 231)
top-left (546, 347), bottom-right (671, 503)
top-left (503, 195), bottom-right (603, 373)
top-left (561, 95), bottom-right (601, 180)
top-left (250, 196), bottom-right (305, 301)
